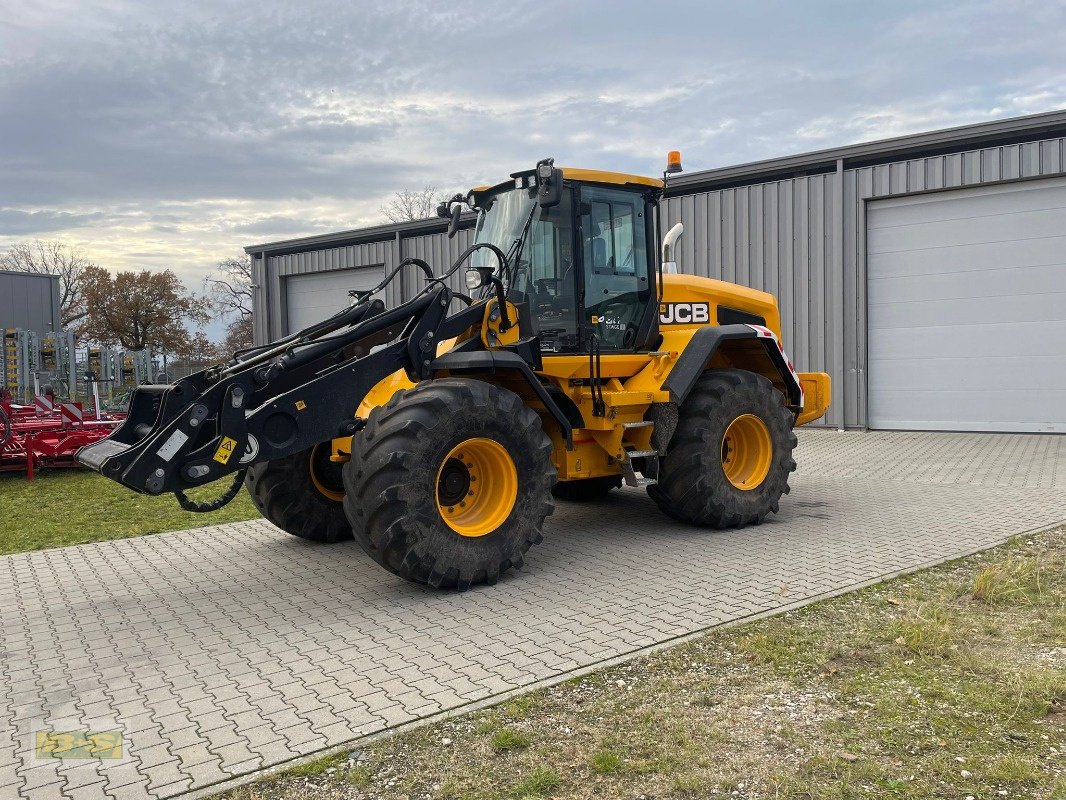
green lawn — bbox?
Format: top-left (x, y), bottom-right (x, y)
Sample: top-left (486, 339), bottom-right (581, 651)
top-left (0, 469), bottom-right (260, 555)
top-left (228, 527), bottom-right (1066, 800)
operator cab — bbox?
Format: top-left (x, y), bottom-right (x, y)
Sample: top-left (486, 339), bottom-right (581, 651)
top-left (465, 166), bottom-right (663, 354)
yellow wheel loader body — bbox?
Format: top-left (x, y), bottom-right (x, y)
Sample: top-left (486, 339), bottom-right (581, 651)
top-left (80, 157), bottom-right (831, 590)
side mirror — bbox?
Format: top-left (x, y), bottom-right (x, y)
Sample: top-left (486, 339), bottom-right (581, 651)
top-left (436, 201), bottom-right (450, 218)
top-left (447, 202), bottom-right (462, 239)
top-left (535, 157), bottom-right (562, 208)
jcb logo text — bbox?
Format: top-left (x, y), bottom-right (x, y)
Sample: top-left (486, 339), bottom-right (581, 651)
top-left (659, 302), bottom-right (710, 325)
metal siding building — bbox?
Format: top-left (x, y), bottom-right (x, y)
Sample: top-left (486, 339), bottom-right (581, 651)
top-left (248, 109), bottom-right (1066, 431)
top-left (0, 270), bottom-right (62, 335)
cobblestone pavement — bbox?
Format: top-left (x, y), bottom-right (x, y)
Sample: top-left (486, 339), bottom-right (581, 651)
top-left (1, 430), bottom-right (1064, 799)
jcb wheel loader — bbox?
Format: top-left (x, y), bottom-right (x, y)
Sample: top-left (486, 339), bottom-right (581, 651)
top-left (78, 154), bottom-right (831, 590)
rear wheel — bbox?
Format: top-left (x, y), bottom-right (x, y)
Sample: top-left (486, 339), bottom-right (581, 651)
top-left (648, 369), bottom-right (796, 527)
top-left (343, 378), bottom-right (555, 590)
top-left (244, 443), bottom-right (353, 542)
top-left (552, 475), bottom-right (622, 501)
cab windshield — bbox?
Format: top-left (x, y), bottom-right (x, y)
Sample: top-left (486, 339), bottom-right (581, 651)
top-left (471, 183), bottom-right (581, 352)
top-left (469, 186), bottom-right (536, 272)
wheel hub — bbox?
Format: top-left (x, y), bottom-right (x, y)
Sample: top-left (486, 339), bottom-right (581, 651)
top-left (435, 438), bottom-right (518, 538)
top-left (720, 413), bottom-right (773, 491)
top-left (437, 458), bottom-right (472, 507)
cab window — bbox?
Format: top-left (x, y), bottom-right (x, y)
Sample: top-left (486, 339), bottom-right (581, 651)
top-left (581, 187), bottom-right (650, 349)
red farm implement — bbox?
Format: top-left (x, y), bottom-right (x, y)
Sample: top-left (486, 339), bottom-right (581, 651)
top-left (1, 399), bottom-right (124, 479)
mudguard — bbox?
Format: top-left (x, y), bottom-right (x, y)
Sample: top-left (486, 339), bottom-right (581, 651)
top-left (662, 323), bottom-right (805, 410)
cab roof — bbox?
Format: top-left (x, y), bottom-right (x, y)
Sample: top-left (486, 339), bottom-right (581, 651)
top-left (471, 167), bottom-right (663, 196)
top-left (559, 168), bottom-right (663, 188)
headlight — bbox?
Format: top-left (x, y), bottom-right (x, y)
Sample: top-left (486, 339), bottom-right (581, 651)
top-left (466, 268), bottom-right (488, 291)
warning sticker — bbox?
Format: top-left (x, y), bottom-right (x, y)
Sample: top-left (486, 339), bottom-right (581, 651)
top-left (213, 436), bottom-right (238, 465)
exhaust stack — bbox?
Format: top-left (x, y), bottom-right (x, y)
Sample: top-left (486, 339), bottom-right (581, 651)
top-left (661, 222), bottom-right (683, 274)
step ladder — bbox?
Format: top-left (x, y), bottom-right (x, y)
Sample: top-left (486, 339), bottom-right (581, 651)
top-left (620, 420), bottom-right (658, 488)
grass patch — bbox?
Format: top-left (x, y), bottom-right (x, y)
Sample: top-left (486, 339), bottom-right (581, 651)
top-left (886, 601), bottom-right (960, 656)
top-left (972, 551), bottom-right (1061, 605)
top-left (283, 753), bottom-right (343, 778)
top-left (491, 728), bottom-right (531, 752)
top-left (504, 694), bottom-right (537, 719)
top-left (0, 469), bottom-right (259, 554)
top-left (510, 767), bottom-right (559, 798)
top-left (589, 748), bottom-right (622, 775)
top-left (346, 765), bottom-right (372, 788)
top-left (225, 526), bottom-right (1066, 800)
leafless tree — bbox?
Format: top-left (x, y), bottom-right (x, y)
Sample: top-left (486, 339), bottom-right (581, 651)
top-left (379, 186), bottom-right (451, 223)
top-left (203, 254), bottom-right (254, 357)
top-left (204, 254), bottom-right (253, 321)
top-left (0, 239), bottom-right (92, 327)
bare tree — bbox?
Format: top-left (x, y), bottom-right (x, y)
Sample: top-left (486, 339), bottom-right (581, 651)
top-left (204, 254), bottom-right (253, 321)
top-left (204, 254), bottom-right (254, 357)
top-left (380, 186), bottom-right (450, 223)
top-left (0, 239), bottom-right (92, 326)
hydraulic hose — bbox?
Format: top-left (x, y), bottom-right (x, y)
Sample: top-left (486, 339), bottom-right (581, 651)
top-left (227, 258), bottom-right (436, 371)
top-left (175, 469), bottom-right (248, 513)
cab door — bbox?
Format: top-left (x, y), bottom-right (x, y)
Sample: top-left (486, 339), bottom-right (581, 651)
top-left (578, 186), bottom-right (655, 350)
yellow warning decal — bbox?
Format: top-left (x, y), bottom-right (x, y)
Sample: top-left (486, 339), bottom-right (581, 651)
top-left (213, 436), bottom-right (238, 465)
top-left (295, 400), bottom-right (307, 411)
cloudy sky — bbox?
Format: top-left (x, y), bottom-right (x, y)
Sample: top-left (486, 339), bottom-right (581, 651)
top-left (2, 0), bottom-right (1065, 322)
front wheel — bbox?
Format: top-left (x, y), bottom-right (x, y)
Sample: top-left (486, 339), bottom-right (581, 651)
top-left (343, 378), bottom-right (555, 590)
top-left (648, 369), bottom-right (796, 527)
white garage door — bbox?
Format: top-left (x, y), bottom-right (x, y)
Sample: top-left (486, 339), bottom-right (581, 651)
top-left (867, 177), bottom-right (1066, 433)
top-left (284, 267), bottom-right (384, 334)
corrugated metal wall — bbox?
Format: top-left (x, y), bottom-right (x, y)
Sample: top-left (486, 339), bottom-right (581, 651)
top-left (661, 173), bottom-right (841, 423)
top-left (253, 134), bottom-right (1066, 428)
top-left (260, 240), bottom-right (399, 341)
top-left (661, 135), bottom-right (1066, 428)
top-left (842, 137), bottom-right (1066, 427)
top-left (0, 271), bottom-right (61, 335)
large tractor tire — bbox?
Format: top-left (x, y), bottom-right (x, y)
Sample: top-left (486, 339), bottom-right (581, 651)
top-left (343, 378), bottom-right (555, 590)
top-left (552, 475), bottom-right (621, 501)
top-left (648, 369), bottom-right (796, 527)
top-left (245, 443), bottom-right (353, 542)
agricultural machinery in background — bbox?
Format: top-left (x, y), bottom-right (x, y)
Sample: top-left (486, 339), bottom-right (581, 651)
top-left (0, 394), bottom-right (124, 479)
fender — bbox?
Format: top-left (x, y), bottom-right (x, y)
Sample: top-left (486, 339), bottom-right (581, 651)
top-left (432, 350), bottom-right (574, 448)
top-left (663, 324), bottom-right (805, 409)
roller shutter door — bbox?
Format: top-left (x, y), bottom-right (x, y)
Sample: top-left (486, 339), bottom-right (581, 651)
top-left (284, 266), bottom-right (383, 334)
top-left (866, 177), bottom-right (1066, 433)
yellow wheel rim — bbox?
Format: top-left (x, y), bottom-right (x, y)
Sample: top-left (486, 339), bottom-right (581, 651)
top-left (721, 414), bottom-right (773, 491)
top-left (435, 437), bottom-right (518, 538)
top-left (309, 443), bottom-right (345, 502)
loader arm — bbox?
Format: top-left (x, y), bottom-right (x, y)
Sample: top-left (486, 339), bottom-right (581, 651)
top-left (78, 287), bottom-right (465, 496)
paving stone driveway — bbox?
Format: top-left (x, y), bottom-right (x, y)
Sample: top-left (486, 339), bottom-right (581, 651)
top-left (1, 430), bottom-right (1064, 799)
